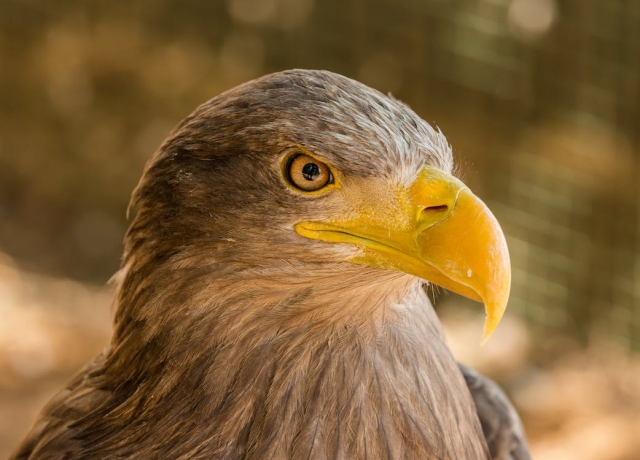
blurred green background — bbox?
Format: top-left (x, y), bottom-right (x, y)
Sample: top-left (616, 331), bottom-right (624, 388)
top-left (1, 0), bottom-right (639, 458)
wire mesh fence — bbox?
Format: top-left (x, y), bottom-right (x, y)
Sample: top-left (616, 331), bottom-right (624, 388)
top-left (0, 0), bottom-right (638, 349)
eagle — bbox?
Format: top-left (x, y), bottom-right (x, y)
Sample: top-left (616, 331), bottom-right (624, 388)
top-left (12, 70), bottom-right (529, 459)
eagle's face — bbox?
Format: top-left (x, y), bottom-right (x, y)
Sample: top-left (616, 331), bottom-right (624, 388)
top-left (127, 69), bottom-right (509, 340)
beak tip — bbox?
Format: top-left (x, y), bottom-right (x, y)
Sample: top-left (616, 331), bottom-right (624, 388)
top-left (480, 313), bottom-right (503, 345)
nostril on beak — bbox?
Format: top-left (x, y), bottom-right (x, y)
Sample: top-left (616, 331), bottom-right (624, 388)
top-left (422, 204), bottom-right (449, 215)
top-left (418, 204), bottom-right (451, 229)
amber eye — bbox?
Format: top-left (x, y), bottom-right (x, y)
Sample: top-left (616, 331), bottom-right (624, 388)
top-left (287, 154), bottom-right (333, 191)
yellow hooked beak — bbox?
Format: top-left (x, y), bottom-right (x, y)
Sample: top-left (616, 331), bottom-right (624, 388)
top-left (295, 166), bottom-right (511, 343)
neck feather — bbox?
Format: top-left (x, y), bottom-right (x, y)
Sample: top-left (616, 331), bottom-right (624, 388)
top-left (98, 264), bottom-right (488, 459)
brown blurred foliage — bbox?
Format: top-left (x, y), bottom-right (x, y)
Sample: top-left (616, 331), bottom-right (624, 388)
top-left (0, 0), bottom-right (639, 458)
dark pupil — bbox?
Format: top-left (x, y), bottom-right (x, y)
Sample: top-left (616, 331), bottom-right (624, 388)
top-left (302, 163), bottom-right (320, 181)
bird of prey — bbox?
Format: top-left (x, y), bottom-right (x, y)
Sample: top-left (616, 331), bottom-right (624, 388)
top-left (12, 70), bottom-right (529, 459)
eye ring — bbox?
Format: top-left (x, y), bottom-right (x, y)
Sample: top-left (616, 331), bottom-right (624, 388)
top-left (286, 153), bottom-right (334, 192)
